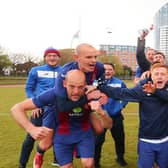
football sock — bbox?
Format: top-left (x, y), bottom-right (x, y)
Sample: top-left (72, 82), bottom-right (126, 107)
top-left (36, 144), bottom-right (45, 154)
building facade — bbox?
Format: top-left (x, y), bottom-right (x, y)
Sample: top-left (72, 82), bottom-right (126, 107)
top-left (100, 44), bottom-right (137, 72)
top-left (154, 2), bottom-right (168, 60)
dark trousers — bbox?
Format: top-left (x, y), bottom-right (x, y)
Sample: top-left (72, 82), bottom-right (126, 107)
top-left (94, 114), bottom-right (125, 167)
top-left (19, 115), bottom-right (42, 166)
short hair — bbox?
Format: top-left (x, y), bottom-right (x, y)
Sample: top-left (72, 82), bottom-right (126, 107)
top-left (103, 62), bottom-right (115, 69)
top-left (154, 51), bottom-right (165, 59)
top-left (150, 62), bottom-right (168, 72)
top-left (145, 47), bottom-right (155, 53)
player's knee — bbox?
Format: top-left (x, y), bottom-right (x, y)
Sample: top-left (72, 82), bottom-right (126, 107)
top-left (43, 142), bottom-right (52, 150)
top-left (61, 163), bottom-right (73, 168)
top-left (93, 127), bottom-right (104, 135)
top-left (39, 140), bottom-right (52, 150)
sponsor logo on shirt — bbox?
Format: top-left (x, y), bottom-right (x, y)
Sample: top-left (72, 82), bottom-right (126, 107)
top-left (37, 70), bottom-right (58, 78)
top-left (69, 107), bottom-right (83, 117)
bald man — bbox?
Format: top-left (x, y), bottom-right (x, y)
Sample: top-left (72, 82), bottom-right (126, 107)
top-left (11, 70), bottom-right (112, 168)
top-left (55, 43), bottom-right (105, 97)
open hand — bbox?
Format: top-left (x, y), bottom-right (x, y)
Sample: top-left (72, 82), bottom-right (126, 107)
top-left (143, 82), bottom-right (156, 94)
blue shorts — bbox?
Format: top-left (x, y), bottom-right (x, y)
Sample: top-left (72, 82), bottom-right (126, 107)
top-left (42, 106), bottom-right (57, 129)
top-left (138, 140), bottom-right (168, 168)
top-left (54, 131), bottom-right (95, 166)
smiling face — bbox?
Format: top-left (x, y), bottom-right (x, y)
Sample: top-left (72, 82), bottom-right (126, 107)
top-left (45, 53), bottom-right (60, 66)
top-left (104, 63), bottom-right (115, 80)
top-left (153, 53), bottom-right (166, 64)
top-left (74, 44), bottom-right (99, 73)
top-left (151, 64), bottom-right (168, 89)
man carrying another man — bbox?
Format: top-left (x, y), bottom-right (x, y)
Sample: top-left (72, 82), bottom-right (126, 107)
top-left (11, 69), bottom-right (112, 168)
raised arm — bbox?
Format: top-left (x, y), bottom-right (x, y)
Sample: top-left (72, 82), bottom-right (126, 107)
top-left (136, 37), bottom-right (150, 72)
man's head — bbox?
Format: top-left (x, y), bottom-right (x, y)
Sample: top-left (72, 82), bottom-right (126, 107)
top-left (74, 43), bottom-right (100, 73)
top-left (153, 51), bottom-right (166, 65)
top-left (44, 47), bottom-right (61, 66)
top-left (63, 70), bottom-right (86, 101)
top-left (150, 63), bottom-right (168, 89)
top-left (146, 48), bottom-right (155, 64)
top-left (104, 63), bottom-right (115, 80)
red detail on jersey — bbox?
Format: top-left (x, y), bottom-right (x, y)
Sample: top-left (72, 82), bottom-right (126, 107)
top-left (57, 112), bottom-right (70, 134)
top-left (89, 65), bottom-right (98, 84)
top-left (57, 104), bottom-right (91, 134)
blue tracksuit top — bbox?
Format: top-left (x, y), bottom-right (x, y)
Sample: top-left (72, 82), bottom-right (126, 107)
top-left (55, 61), bottom-right (104, 97)
top-left (98, 83), bottom-right (168, 139)
top-left (25, 64), bottom-right (61, 98)
top-left (101, 77), bottom-right (128, 117)
top-left (135, 66), bottom-right (143, 78)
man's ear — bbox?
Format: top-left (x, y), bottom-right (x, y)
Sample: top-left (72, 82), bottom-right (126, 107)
top-left (74, 54), bottom-right (79, 61)
top-left (63, 80), bottom-right (66, 88)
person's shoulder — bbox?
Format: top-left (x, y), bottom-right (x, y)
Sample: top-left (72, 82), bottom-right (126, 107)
top-left (34, 64), bottom-right (47, 68)
top-left (57, 65), bottom-right (62, 68)
top-left (111, 77), bottom-right (126, 86)
top-left (96, 61), bottom-right (103, 67)
top-left (61, 61), bottom-right (78, 70)
top-left (112, 76), bottom-right (123, 82)
top-left (55, 65), bottom-right (62, 71)
top-left (95, 62), bottom-right (104, 74)
top-left (58, 62), bottom-right (78, 78)
top-left (29, 64), bottom-right (45, 71)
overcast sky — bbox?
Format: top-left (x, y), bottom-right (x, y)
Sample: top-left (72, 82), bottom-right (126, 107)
top-left (0, 0), bottom-right (167, 58)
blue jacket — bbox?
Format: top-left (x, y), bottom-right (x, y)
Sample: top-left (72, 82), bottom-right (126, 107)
top-left (25, 64), bottom-right (61, 98)
top-left (101, 77), bottom-right (128, 117)
top-left (135, 66), bottom-right (143, 78)
top-left (99, 83), bottom-right (168, 139)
